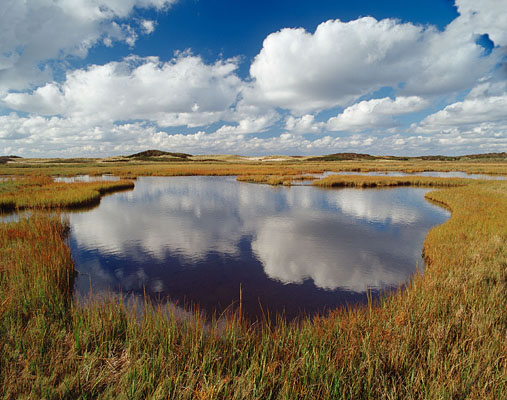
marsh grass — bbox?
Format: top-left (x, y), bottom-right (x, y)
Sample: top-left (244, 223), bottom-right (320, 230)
top-left (236, 174), bottom-right (316, 186)
top-left (0, 173), bottom-right (506, 398)
top-left (2, 159), bottom-right (507, 178)
top-left (312, 175), bottom-right (473, 188)
top-left (0, 176), bottom-right (134, 210)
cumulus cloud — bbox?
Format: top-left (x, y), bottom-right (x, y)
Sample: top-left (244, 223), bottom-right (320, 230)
top-left (453, 0), bottom-right (507, 46)
top-left (1, 111), bottom-right (506, 157)
top-left (141, 19), bottom-right (157, 35)
top-left (327, 96), bottom-right (429, 132)
top-left (249, 17), bottom-right (495, 113)
top-left (416, 80), bottom-right (507, 133)
top-left (285, 114), bottom-right (325, 134)
top-left (4, 55), bottom-right (242, 127)
top-left (1, 0), bottom-right (507, 157)
top-left (0, 0), bottom-right (176, 93)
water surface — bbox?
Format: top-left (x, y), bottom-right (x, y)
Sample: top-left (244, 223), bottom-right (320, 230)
top-left (69, 176), bottom-right (450, 321)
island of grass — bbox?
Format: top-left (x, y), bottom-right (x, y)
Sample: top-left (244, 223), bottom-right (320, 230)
top-left (0, 176), bottom-right (134, 211)
top-left (0, 154), bottom-right (506, 398)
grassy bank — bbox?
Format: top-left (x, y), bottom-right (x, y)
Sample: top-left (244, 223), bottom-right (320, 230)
top-left (1, 158), bottom-right (507, 178)
top-left (0, 178), bottom-right (505, 398)
top-left (0, 176), bottom-right (134, 210)
top-left (312, 175), bottom-right (473, 188)
top-left (236, 174), bottom-right (316, 186)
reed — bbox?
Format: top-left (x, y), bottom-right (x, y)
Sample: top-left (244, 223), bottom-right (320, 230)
top-left (312, 175), bottom-right (473, 188)
top-left (1, 159), bottom-right (507, 178)
top-left (0, 176), bottom-right (506, 398)
top-left (237, 174), bottom-right (317, 186)
top-left (0, 177), bottom-right (134, 210)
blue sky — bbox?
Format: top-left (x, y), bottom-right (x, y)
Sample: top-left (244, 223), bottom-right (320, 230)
top-left (0, 0), bottom-right (505, 157)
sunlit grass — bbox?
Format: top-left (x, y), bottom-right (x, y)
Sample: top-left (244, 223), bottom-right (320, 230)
top-left (312, 174), bottom-right (473, 188)
top-left (0, 166), bottom-right (506, 398)
top-left (1, 158), bottom-right (507, 178)
top-left (0, 176), bottom-right (134, 210)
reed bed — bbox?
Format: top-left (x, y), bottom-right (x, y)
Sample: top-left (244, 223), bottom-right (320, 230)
top-left (0, 176), bottom-right (134, 210)
top-left (1, 159), bottom-right (507, 178)
top-left (236, 174), bottom-right (316, 186)
top-left (312, 175), bottom-right (473, 188)
top-left (0, 176), bottom-right (506, 398)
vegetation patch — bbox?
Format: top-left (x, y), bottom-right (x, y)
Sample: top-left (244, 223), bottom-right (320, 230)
top-left (0, 171), bottom-right (505, 398)
top-left (237, 174), bottom-right (316, 186)
top-left (307, 152), bottom-right (376, 161)
top-left (2, 157), bottom-right (507, 178)
top-left (312, 175), bottom-right (473, 188)
top-left (0, 176), bottom-right (134, 210)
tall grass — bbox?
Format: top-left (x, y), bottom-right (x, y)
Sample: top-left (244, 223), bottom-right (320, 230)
top-left (0, 180), bottom-right (506, 398)
top-left (0, 176), bottom-right (134, 210)
top-left (312, 175), bottom-right (473, 188)
top-left (236, 174), bottom-right (316, 186)
top-left (1, 159), bottom-right (507, 178)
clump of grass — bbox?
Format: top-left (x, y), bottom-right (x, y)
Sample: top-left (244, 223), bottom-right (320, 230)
top-left (312, 174), bottom-right (473, 188)
top-left (237, 175), bottom-right (294, 185)
top-left (0, 179), bottom-right (506, 398)
top-left (237, 174), bottom-right (316, 186)
top-left (0, 176), bottom-right (134, 210)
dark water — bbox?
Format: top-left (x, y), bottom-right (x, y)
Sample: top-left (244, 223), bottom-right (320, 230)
top-left (69, 176), bottom-right (449, 321)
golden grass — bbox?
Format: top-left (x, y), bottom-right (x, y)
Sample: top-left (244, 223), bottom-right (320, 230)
top-left (0, 176), bottom-right (134, 210)
top-left (236, 174), bottom-right (316, 186)
top-left (312, 174), bottom-right (473, 188)
top-left (1, 159), bottom-right (507, 178)
top-left (0, 168), bottom-right (506, 398)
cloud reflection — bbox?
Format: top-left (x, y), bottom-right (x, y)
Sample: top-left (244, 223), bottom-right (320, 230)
top-left (69, 177), bottom-right (448, 293)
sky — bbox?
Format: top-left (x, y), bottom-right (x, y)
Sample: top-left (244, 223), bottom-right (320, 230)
top-left (0, 0), bottom-right (506, 157)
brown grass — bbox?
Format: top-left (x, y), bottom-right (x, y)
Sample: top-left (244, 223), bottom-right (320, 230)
top-left (0, 168), bottom-right (506, 398)
top-left (0, 176), bottom-right (134, 210)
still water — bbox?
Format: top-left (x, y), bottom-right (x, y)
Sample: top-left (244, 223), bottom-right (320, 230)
top-left (70, 176), bottom-right (449, 321)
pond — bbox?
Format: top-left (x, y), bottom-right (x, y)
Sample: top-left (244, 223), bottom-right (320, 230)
top-left (69, 176), bottom-right (450, 321)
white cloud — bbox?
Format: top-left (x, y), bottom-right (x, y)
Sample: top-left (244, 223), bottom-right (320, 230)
top-left (249, 16), bottom-right (496, 113)
top-left (1, 111), bottom-right (505, 157)
top-left (0, 0), bottom-right (177, 93)
top-left (416, 81), bottom-right (507, 133)
top-left (285, 114), bottom-right (325, 134)
top-left (4, 55), bottom-right (242, 127)
top-left (141, 20), bottom-right (156, 35)
top-left (453, 0), bottom-right (507, 46)
top-left (1, 0), bottom-right (507, 157)
top-left (215, 115), bottom-right (278, 135)
top-left (327, 96), bottom-right (429, 132)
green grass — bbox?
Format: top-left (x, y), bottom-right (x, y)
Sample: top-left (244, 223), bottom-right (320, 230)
top-left (0, 177), bottom-right (506, 398)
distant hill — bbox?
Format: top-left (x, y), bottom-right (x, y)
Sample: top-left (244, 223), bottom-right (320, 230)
top-left (418, 152), bottom-right (507, 161)
top-left (0, 155), bottom-right (22, 164)
top-left (127, 150), bottom-right (192, 160)
top-left (307, 152), bottom-right (506, 162)
top-left (307, 153), bottom-right (375, 161)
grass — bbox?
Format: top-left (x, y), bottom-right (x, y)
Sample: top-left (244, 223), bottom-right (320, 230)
top-left (0, 176), bottom-right (134, 211)
top-left (312, 175), bottom-right (473, 188)
top-left (236, 174), bottom-right (316, 186)
top-left (0, 168), bottom-right (506, 398)
top-left (2, 158), bottom-right (507, 178)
